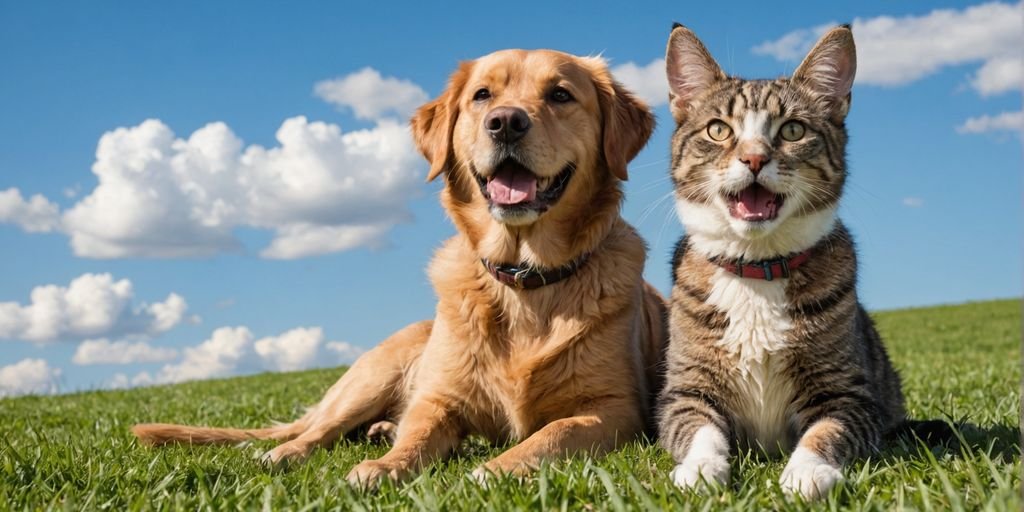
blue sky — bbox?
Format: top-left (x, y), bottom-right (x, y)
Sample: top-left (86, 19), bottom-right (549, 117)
top-left (1, 1), bottom-right (1020, 396)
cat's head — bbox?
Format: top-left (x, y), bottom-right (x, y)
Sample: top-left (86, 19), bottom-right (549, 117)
top-left (666, 24), bottom-right (856, 260)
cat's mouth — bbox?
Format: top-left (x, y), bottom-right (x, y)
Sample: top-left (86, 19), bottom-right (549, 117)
top-left (726, 184), bottom-right (785, 222)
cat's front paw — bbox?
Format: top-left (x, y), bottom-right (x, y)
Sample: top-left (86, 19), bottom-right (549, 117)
top-left (669, 456), bottom-right (730, 491)
top-left (779, 447), bottom-right (843, 500)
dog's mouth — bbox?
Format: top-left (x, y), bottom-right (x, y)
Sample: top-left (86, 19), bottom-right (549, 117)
top-left (475, 158), bottom-right (575, 213)
top-left (725, 183), bottom-right (785, 222)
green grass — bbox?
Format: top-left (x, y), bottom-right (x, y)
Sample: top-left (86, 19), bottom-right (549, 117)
top-left (1, 299), bottom-right (1020, 511)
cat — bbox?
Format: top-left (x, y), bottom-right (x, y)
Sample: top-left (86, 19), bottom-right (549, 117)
top-left (656, 24), bottom-right (907, 500)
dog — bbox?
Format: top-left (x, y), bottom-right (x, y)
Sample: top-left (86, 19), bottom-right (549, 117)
top-left (132, 49), bottom-right (667, 488)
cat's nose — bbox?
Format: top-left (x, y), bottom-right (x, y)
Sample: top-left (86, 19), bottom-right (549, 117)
top-left (740, 154), bottom-right (770, 175)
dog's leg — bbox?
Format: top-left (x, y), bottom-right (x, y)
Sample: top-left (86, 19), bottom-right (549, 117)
top-left (472, 399), bottom-right (641, 480)
top-left (260, 320), bottom-right (431, 467)
top-left (345, 394), bottom-right (462, 489)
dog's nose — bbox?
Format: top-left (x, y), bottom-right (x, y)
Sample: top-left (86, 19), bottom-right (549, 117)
top-left (485, 107), bottom-right (531, 143)
top-left (739, 153), bottom-right (770, 176)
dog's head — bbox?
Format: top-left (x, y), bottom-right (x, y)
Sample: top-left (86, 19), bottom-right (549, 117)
top-left (412, 50), bottom-right (653, 238)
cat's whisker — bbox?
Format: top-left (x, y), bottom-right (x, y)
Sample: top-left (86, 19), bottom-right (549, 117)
top-left (628, 158), bottom-right (670, 171)
top-left (638, 191), bottom-right (676, 226)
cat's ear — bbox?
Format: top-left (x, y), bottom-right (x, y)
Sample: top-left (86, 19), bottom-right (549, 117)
top-left (666, 23), bottom-right (726, 123)
top-left (793, 25), bottom-right (857, 118)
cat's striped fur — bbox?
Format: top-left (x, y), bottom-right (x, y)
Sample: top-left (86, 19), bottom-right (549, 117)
top-left (657, 24), bottom-right (906, 499)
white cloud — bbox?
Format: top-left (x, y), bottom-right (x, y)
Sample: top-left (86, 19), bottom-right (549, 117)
top-left (59, 115), bottom-right (421, 259)
top-left (107, 371), bottom-right (155, 389)
top-left (956, 110), bottom-right (1024, 134)
top-left (902, 197), bottom-right (925, 208)
top-left (146, 325), bottom-right (367, 385)
top-left (72, 338), bottom-right (178, 365)
top-left (260, 223), bottom-right (392, 259)
top-left (4, 68), bottom-right (428, 260)
top-left (107, 373), bottom-right (131, 389)
top-left (752, 2), bottom-right (1024, 89)
top-left (0, 188), bottom-right (60, 233)
top-left (314, 67), bottom-right (429, 121)
top-left (325, 340), bottom-right (366, 364)
top-left (254, 327), bottom-right (325, 372)
top-left (0, 273), bottom-right (189, 343)
top-left (611, 59), bottom-right (669, 107)
top-left (971, 56), bottom-right (1024, 96)
top-left (155, 326), bottom-right (256, 384)
top-left (0, 358), bottom-right (61, 397)
top-left (752, 22), bottom-right (839, 62)
top-left (146, 293), bottom-right (189, 333)
top-left (131, 371), bottom-right (154, 387)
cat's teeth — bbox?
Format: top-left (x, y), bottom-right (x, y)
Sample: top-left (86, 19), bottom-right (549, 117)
top-left (538, 177), bottom-right (551, 190)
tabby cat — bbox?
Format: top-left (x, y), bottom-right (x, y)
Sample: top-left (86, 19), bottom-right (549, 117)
top-left (657, 24), bottom-right (906, 500)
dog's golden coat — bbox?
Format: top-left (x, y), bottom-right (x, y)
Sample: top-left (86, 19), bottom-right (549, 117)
top-left (133, 49), bottom-right (666, 488)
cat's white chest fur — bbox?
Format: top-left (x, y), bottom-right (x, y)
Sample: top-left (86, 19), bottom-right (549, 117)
top-left (707, 268), bottom-right (795, 451)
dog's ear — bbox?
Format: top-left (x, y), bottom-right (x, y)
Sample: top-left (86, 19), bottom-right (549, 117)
top-left (590, 64), bottom-right (655, 181)
top-left (411, 61), bottom-right (473, 182)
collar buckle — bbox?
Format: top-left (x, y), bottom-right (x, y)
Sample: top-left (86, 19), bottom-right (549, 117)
top-left (727, 255), bottom-right (797, 281)
top-left (481, 254), bottom-right (589, 290)
top-left (512, 268), bottom-right (530, 289)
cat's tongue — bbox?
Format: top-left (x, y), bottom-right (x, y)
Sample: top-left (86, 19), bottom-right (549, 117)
top-left (732, 184), bottom-right (781, 221)
top-left (487, 165), bottom-right (537, 205)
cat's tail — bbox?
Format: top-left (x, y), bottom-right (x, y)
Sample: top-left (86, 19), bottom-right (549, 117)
top-left (889, 419), bottom-right (960, 446)
top-left (132, 421), bottom-right (305, 446)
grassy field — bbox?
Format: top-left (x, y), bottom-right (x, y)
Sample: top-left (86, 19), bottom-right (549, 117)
top-left (1, 299), bottom-right (1019, 511)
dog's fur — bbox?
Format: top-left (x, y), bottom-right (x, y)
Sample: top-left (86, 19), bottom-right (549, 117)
top-left (132, 49), bottom-right (667, 488)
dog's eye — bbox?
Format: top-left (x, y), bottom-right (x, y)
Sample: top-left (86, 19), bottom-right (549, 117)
top-left (780, 120), bottom-right (806, 142)
top-left (549, 87), bottom-right (574, 103)
top-left (473, 88), bottom-right (491, 101)
top-left (706, 120), bottom-right (732, 141)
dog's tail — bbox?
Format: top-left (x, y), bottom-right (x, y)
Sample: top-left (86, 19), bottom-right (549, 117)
top-left (131, 421), bottom-right (302, 446)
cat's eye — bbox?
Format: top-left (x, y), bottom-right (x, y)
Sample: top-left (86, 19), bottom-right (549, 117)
top-left (706, 120), bottom-right (732, 141)
top-left (780, 121), bottom-right (806, 141)
top-left (473, 88), bottom-right (491, 101)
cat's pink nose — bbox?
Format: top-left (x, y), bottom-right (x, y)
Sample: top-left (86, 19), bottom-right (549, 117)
top-left (740, 154), bottom-right (770, 175)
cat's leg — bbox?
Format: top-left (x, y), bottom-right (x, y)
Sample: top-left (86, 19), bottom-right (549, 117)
top-left (781, 356), bottom-right (891, 501)
top-left (659, 389), bottom-right (733, 491)
top-left (780, 418), bottom-right (847, 499)
top-left (781, 411), bottom-right (881, 500)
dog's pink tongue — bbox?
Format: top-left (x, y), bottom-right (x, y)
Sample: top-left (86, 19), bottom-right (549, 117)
top-left (487, 168), bottom-right (537, 205)
top-left (735, 185), bottom-right (777, 219)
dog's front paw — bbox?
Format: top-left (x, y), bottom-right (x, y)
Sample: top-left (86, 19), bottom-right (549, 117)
top-left (779, 448), bottom-right (843, 500)
top-left (346, 459), bottom-right (409, 490)
top-left (670, 455), bottom-right (730, 491)
top-left (259, 441), bottom-right (310, 469)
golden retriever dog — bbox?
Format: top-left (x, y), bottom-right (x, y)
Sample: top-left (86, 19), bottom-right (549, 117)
top-left (132, 49), bottom-right (667, 488)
